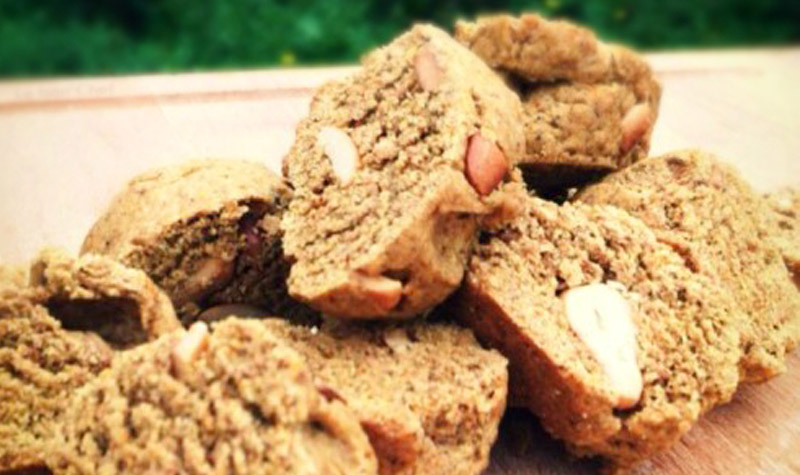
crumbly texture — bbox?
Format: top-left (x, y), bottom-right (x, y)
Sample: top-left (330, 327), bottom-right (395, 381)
top-left (764, 187), bottom-right (800, 291)
top-left (0, 278), bottom-right (113, 472)
top-left (282, 24), bottom-right (526, 318)
top-left (81, 159), bottom-right (315, 325)
top-left (48, 319), bottom-right (377, 474)
top-left (27, 248), bottom-right (180, 349)
top-left (455, 14), bottom-right (661, 190)
top-left (451, 193), bottom-right (743, 470)
top-left (576, 150), bottom-right (800, 382)
top-left (260, 318), bottom-right (508, 475)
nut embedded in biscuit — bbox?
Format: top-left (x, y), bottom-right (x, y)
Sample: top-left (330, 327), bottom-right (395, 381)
top-left (563, 283), bottom-right (642, 409)
top-left (180, 257), bottom-right (236, 305)
top-left (620, 103), bottom-right (653, 154)
top-left (318, 126), bottom-right (359, 184)
top-left (415, 45), bottom-right (445, 91)
top-left (351, 272), bottom-right (403, 313)
top-left (172, 322), bottom-right (210, 377)
top-left (465, 133), bottom-right (509, 196)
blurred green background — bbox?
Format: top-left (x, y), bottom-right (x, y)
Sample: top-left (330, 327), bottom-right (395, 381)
top-left (1, 0), bottom-right (799, 78)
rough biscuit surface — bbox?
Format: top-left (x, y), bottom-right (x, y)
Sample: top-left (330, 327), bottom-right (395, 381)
top-left (0, 275), bottom-right (113, 472)
top-left (577, 150), bottom-right (800, 382)
top-left (82, 159), bottom-right (313, 325)
top-left (28, 248), bottom-right (180, 348)
top-left (764, 187), bottom-right (800, 291)
top-left (455, 14), bottom-right (661, 189)
top-left (260, 318), bottom-right (508, 475)
top-left (282, 24), bottom-right (525, 319)
top-left (48, 319), bottom-right (377, 474)
top-left (452, 193), bottom-right (742, 470)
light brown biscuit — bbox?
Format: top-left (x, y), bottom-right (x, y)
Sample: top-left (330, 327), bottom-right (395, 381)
top-left (28, 248), bottom-right (180, 348)
top-left (48, 319), bottom-right (377, 474)
top-left (82, 159), bottom-right (315, 325)
top-left (282, 24), bottom-right (525, 319)
top-left (576, 150), bottom-right (800, 382)
top-left (0, 276), bottom-right (113, 472)
top-left (455, 14), bottom-right (661, 190)
top-left (260, 319), bottom-right (508, 475)
top-left (451, 193), bottom-right (742, 471)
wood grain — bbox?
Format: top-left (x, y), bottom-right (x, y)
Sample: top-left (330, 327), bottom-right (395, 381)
top-left (1, 48), bottom-right (799, 474)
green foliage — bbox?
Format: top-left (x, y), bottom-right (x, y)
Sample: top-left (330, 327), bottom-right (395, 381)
top-left (1, 0), bottom-right (798, 77)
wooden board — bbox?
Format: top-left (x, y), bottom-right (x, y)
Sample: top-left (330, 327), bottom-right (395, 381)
top-left (1, 48), bottom-right (799, 473)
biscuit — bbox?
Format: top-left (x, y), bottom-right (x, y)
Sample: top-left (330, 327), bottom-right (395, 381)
top-left (282, 24), bottom-right (525, 318)
top-left (455, 14), bottom-right (661, 190)
top-left (764, 187), bottom-right (800, 291)
top-left (577, 150), bottom-right (800, 382)
top-left (261, 318), bottom-right (508, 474)
top-left (82, 159), bottom-right (315, 325)
top-left (451, 193), bottom-right (742, 470)
top-left (48, 319), bottom-right (377, 474)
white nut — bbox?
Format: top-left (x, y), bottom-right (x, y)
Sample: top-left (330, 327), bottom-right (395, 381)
top-left (563, 283), bottom-right (642, 409)
top-left (317, 126), bottom-right (359, 184)
top-left (382, 327), bottom-right (412, 354)
top-left (197, 304), bottom-right (267, 323)
top-left (415, 45), bottom-right (445, 91)
top-left (172, 322), bottom-right (209, 378)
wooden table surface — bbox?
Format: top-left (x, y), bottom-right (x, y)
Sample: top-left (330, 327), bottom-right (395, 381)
top-left (1, 48), bottom-right (799, 474)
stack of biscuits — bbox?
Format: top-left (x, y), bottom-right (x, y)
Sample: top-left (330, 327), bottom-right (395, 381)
top-left (2, 13), bottom-right (799, 475)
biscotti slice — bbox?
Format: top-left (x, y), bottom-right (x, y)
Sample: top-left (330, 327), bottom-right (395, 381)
top-left (82, 159), bottom-right (315, 325)
top-left (576, 150), bottom-right (800, 382)
top-left (0, 275), bottom-right (113, 472)
top-left (451, 194), bottom-right (743, 471)
top-left (455, 14), bottom-right (661, 190)
top-left (258, 319), bottom-right (507, 475)
top-left (764, 187), bottom-right (800, 290)
top-left (282, 24), bottom-right (525, 318)
top-left (27, 248), bottom-right (181, 348)
top-left (48, 319), bottom-right (377, 474)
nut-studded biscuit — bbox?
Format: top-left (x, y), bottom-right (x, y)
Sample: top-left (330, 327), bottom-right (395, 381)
top-left (82, 159), bottom-right (315, 325)
top-left (455, 14), bottom-right (661, 190)
top-left (577, 150), bottom-right (800, 382)
top-left (451, 193), bottom-right (743, 471)
top-left (260, 318), bottom-right (508, 475)
top-left (48, 319), bottom-right (377, 474)
top-left (282, 24), bottom-right (525, 318)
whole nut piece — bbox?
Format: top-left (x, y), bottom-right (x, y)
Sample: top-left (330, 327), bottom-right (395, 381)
top-left (179, 257), bottom-right (235, 305)
top-left (465, 133), bottom-right (509, 196)
top-left (563, 283), bottom-right (642, 409)
top-left (620, 103), bottom-right (653, 154)
top-left (415, 44), bottom-right (445, 91)
top-left (172, 321), bottom-right (210, 378)
top-left (351, 272), bottom-right (403, 313)
top-left (317, 126), bottom-right (359, 184)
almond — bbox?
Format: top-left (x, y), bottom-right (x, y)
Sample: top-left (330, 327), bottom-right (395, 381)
top-left (563, 283), bottom-right (642, 409)
top-left (465, 133), bottom-right (508, 196)
top-left (620, 103), bottom-right (653, 154)
top-left (317, 126), bottom-right (359, 184)
top-left (351, 272), bottom-right (403, 313)
top-left (172, 322), bottom-right (209, 378)
top-left (415, 45), bottom-right (445, 91)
